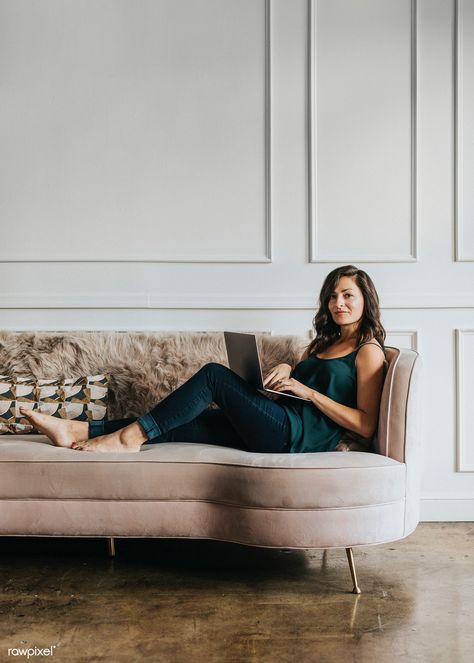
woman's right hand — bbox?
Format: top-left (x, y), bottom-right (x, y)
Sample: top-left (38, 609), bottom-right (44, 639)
top-left (263, 363), bottom-right (293, 389)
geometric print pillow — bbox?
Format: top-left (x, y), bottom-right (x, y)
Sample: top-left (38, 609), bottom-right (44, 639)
top-left (0, 374), bottom-right (109, 434)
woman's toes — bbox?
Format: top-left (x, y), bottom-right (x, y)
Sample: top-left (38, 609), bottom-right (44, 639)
top-left (72, 440), bottom-right (92, 451)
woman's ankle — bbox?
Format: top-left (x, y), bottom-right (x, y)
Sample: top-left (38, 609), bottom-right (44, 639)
top-left (72, 420), bottom-right (90, 442)
top-left (119, 422), bottom-right (148, 448)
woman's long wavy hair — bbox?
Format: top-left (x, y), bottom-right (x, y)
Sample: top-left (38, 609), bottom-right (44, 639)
top-left (306, 265), bottom-right (386, 357)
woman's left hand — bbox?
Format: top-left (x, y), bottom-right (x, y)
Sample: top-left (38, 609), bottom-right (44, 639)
top-left (273, 378), bottom-right (314, 401)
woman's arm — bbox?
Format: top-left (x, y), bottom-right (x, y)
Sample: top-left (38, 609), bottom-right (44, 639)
top-left (308, 344), bottom-right (385, 438)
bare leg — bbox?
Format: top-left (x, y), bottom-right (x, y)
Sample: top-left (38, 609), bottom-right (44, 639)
top-left (19, 406), bottom-right (89, 448)
top-left (19, 406), bottom-right (147, 453)
top-left (72, 421), bottom-right (148, 453)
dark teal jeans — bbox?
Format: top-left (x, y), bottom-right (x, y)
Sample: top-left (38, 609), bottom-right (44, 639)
top-left (89, 363), bottom-right (292, 453)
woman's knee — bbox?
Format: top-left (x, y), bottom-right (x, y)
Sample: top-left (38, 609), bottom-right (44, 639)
top-left (199, 362), bottom-right (233, 386)
top-left (202, 362), bottom-right (229, 375)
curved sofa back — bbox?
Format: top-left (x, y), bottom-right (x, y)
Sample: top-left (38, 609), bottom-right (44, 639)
top-left (376, 347), bottom-right (422, 535)
top-left (377, 347), bottom-right (421, 461)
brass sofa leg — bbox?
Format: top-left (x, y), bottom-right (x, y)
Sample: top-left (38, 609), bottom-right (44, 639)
top-left (345, 547), bottom-right (361, 594)
top-left (107, 537), bottom-right (116, 558)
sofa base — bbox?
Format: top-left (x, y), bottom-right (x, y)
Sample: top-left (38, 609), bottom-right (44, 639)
top-left (0, 498), bottom-right (406, 549)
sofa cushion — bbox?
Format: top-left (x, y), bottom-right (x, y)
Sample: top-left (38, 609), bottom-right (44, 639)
top-left (0, 435), bottom-right (405, 509)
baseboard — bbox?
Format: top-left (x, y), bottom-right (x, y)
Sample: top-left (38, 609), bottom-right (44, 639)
top-left (420, 498), bottom-right (474, 521)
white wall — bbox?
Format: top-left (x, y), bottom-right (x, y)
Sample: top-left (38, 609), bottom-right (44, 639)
top-left (0, 0), bottom-right (473, 520)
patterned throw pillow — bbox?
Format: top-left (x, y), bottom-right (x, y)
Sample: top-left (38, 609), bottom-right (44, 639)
top-left (0, 374), bottom-right (109, 434)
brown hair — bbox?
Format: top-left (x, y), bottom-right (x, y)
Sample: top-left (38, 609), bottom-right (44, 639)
top-left (306, 265), bottom-right (386, 357)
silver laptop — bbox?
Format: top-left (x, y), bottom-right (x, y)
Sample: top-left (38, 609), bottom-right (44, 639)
top-left (224, 331), bottom-right (311, 402)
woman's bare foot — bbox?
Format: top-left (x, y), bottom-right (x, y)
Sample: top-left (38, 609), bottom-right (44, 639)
top-left (71, 422), bottom-right (148, 453)
top-left (19, 406), bottom-right (89, 449)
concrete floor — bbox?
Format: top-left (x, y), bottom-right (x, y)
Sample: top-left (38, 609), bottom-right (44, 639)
top-left (0, 523), bottom-right (472, 663)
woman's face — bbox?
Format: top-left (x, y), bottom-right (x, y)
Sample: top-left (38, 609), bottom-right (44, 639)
top-left (327, 276), bottom-right (365, 329)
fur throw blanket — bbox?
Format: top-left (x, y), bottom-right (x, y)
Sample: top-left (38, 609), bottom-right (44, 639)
top-left (0, 331), bottom-right (308, 420)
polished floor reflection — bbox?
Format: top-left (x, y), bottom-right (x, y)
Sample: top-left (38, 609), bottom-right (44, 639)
top-left (0, 523), bottom-right (472, 662)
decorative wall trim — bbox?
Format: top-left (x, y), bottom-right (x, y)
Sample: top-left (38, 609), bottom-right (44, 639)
top-left (1, 293), bottom-right (474, 309)
top-left (308, 0), bottom-right (418, 263)
top-left (421, 498), bottom-right (474, 521)
top-left (454, 0), bottom-right (474, 261)
top-left (0, 0), bottom-right (272, 265)
top-left (265, 0), bottom-right (272, 263)
top-left (385, 331), bottom-right (418, 351)
top-left (455, 329), bottom-right (474, 471)
top-left (0, 256), bottom-right (275, 264)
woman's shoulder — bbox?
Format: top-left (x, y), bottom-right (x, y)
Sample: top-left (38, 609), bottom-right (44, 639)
top-left (357, 336), bottom-right (384, 350)
top-left (355, 338), bottom-right (386, 361)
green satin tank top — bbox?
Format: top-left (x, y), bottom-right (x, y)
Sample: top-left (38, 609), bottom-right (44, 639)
top-left (280, 345), bottom-right (367, 454)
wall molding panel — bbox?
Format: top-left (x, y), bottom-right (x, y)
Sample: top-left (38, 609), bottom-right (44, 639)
top-left (0, 0), bottom-right (272, 264)
top-left (385, 331), bottom-right (418, 351)
top-left (455, 329), bottom-right (474, 471)
top-left (455, 0), bottom-right (474, 261)
top-left (308, 0), bottom-right (417, 263)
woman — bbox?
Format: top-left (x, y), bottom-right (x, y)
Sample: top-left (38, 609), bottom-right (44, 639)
top-left (19, 265), bottom-right (386, 454)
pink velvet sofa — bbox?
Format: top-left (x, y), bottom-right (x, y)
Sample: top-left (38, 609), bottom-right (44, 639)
top-left (0, 331), bottom-right (421, 593)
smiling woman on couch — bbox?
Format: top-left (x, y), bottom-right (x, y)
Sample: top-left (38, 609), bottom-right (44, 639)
top-left (19, 265), bottom-right (386, 455)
